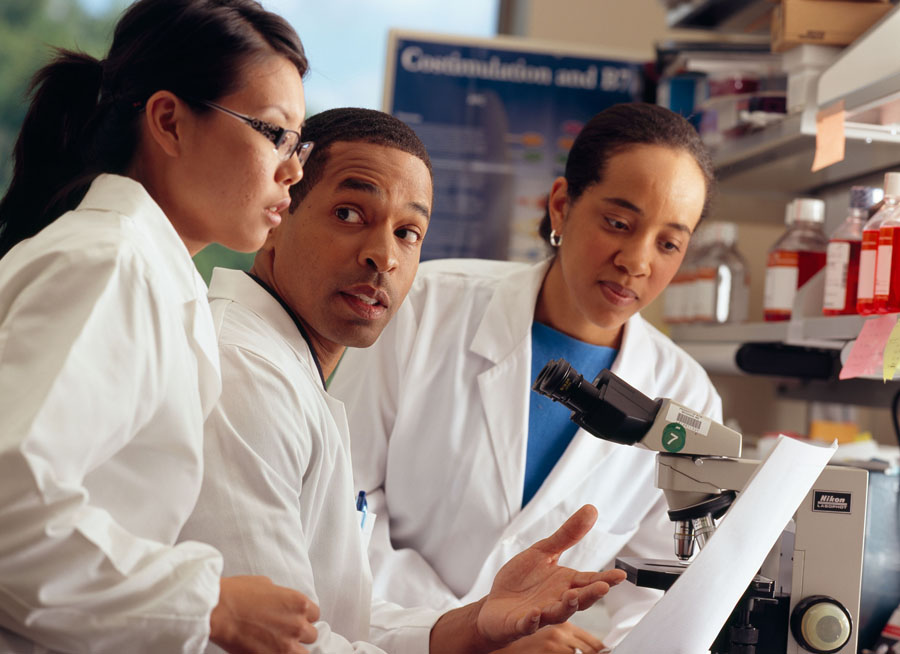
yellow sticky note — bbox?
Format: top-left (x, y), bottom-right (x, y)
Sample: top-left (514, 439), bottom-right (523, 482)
top-left (812, 100), bottom-right (845, 173)
top-left (882, 317), bottom-right (900, 381)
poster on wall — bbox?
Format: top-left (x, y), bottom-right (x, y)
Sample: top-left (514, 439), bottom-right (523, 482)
top-left (384, 31), bottom-right (646, 262)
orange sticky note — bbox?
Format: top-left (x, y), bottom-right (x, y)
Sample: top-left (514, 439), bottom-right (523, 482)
top-left (839, 314), bottom-right (898, 380)
top-left (812, 100), bottom-right (845, 173)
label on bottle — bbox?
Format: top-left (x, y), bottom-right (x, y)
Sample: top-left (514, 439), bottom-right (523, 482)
top-left (875, 230), bottom-right (894, 298)
top-left (694, 266), bottom-right (716, 322)
top-left (858, 241), bottom-right (877, 301)
top-left (764, 250), bottom-right (799, 312)
top-left (823, 241), bottom-right (850, 310)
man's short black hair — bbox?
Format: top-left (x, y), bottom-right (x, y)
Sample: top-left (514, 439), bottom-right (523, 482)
top-left (289, 107), bottom-right (432, 212)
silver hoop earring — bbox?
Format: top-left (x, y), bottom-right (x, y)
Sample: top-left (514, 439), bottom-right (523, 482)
top-left (549, 229), bottom-right (562, 247)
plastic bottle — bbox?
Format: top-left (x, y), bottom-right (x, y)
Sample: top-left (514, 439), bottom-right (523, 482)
top-left (692, 228), bottom-right (718, 323)
top-left (666, 228), bottom-right (708, 324)
top-left (663, 270), bottom-right (684, 324)
top-left (859, 172), bottom-right (900, 314)
top-left (690, 222), bottom-right (750, 323)
top-left (710, 222), bottom-right (750, 323)
top-left (763, 198), bottom-right (827, 321)
top-left (875, 181), bottom-right (900, 313)
top-left (664, 245), bottom-right (691, 325)
top-left (823, 186), bottom-right (883, 316)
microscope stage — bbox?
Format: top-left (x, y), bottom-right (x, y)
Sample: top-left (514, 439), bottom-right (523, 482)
top-left (615, 556), bottom-right (775, 594)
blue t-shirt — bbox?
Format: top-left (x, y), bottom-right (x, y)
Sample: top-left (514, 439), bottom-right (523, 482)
top-left (524, 322), bottom-right (618, 507)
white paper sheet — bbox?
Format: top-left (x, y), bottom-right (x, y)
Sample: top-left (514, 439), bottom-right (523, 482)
top-left (612, 436), bottom-right (837, 654)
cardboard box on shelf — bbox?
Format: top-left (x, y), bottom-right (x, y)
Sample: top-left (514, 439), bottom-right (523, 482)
top-left (771, 0), bottom-right (893, 52)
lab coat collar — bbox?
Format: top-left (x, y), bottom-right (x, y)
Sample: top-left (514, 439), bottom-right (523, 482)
top-left (470, 258), bottom-right (552, 363)
top-left (473, 257), bottom-right (649, 524)
top-left (79, 174), bottom-right (221, 417)
top-left (609, 313), bottom-right (648, 387)
top-left (514, 315), bottom-right (648, 521)
top-left (208, 267), bottom-right (321, 379)
top-left (246, 273), bottom-right (327, 389)
top-left (79, 174), bottom-right (200, 304)
top-left (472, 258), bottom-right (550, 516)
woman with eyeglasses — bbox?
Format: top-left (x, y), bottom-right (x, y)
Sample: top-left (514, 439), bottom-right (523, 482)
top-left (0, 1), bottom-right (318, 652)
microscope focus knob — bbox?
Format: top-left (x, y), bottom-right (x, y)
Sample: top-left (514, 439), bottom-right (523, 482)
top-left (790, 595), bottom-right (852, 653)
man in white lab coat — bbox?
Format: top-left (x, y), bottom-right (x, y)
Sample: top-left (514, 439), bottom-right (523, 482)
top-left (330, 103), bottom-right (723, 652)
top-left (179, 107), bottom-right (627, 654)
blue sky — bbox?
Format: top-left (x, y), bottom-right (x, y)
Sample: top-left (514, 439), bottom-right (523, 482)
top-left (265, 0), bottom-right (498, 113)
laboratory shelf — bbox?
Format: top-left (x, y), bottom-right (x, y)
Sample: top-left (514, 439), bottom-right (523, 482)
top-left (818, 6), bottom-right (900, 112)
top-left (673, 314), bottom-right (900, 391)
top-left (670, 313), bottom-right (870, 347)
top-left (673, 5), bottom-right (900, 194)
top-left (663, 0), bottom-right (772, 33)
top-left (712, 112), bottom-right (900, 194)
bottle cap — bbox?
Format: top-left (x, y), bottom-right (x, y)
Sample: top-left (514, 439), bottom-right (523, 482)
top-left (710, 221), bottom-right (737, 245)
top-left (850, 186), bottom-right (884, 210)
top-left (884, 172), bottom-right (900, 198)
top-left (784, 201), bottom-right (795, 226)
top-left (689, 226), bottom-right (708, 251)
top-left (793, 198), bottom-right (825, 224)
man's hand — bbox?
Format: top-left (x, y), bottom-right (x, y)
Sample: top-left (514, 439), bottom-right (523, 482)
top-left (476, 504), bottom-right (626, 644)
top-left (490, 622), bottom-right (607, 653)
top-left (210, 575), bottom-right (320, 654)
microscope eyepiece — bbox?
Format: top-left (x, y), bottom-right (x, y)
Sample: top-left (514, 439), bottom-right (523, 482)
top-left (532, 359), bottom-right (602, 413)
top-left (533, 359), bottom-right (660, 446)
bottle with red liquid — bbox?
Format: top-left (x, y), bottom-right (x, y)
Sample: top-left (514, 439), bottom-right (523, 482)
top-left (764, 198), bottom-right (827, 321)
top-left (859, 172), bottom-right (900, 314)
top-left (823, 186), bottom-right (883, 316)
top-left (874, 180), bottom-right (900, 313)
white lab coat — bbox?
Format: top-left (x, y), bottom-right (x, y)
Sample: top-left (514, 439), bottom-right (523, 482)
top-left (0, 175), bottom-right (224, 653)
top-left (330, 257), bottom-right (723, 646)
top-left (178, 268), bottom-right (441, 654)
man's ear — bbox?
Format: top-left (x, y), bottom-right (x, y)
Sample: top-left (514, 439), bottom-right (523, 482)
top-left (547, 176), bottom-right (569, 233)
top-left (142, 90), bottom-right (188, 158)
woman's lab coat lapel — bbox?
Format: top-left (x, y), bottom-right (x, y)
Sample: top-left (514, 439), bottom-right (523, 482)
top-left (470, 259), bottom-right (620, 528)
top-left (81, 175), bottom-right (222, 419)
top-left (519, 316), bottom-right (647, 523)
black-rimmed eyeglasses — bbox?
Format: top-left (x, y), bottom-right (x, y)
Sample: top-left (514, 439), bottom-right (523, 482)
top-left (197, 100), bottom-right (313, 164)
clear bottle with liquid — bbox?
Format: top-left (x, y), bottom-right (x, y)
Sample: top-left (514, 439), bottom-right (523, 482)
top-left (711, 222), bottom-right (749, 323)
top-left (823, 186), bottom-right (883, 316)
top-left (694, 222), bottom-right (749, 323)
top-left (859, 172), bottom-right (900, 314)
top-left (691, 228), bottom-right (718, 324)
top-left (764, 198), bottom-right (827, 322)
top-left (665, 227), bottom-right (708, 325)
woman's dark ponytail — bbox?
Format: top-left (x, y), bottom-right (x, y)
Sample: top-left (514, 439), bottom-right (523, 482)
top-left (0, 0), bottom-right (308, 259)
top-left (0, 51), bottom-right (105, 257)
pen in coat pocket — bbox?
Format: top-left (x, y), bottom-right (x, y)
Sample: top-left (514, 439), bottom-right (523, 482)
top-left (356, 490), bottom-right (367, 529)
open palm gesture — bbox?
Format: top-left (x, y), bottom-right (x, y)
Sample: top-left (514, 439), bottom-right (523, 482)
top-left (476, 505), bottom-right (627, 645)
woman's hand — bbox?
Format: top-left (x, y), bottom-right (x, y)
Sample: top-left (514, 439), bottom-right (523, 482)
top-left (490, 622), bottom-right (607, 654)
top-left (210, 575), bottom-right (319, 654)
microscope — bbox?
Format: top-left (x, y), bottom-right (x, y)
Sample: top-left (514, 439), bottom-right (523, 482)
top-left (533, 360), bottom-right (869, 654)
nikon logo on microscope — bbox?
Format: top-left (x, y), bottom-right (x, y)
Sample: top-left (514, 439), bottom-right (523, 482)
top-left (812, 490), bottom-right (851, 514)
